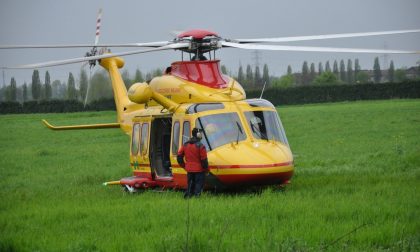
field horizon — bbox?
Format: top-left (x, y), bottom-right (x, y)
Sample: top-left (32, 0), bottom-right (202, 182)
top-left (0, 99), bottom-right (419, 251)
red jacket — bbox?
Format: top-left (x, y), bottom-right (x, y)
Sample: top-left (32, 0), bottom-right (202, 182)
top-left (177, 138), bottom-right (208, 173)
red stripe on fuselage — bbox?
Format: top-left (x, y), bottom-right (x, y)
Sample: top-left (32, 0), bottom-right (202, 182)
top-left (171, 161), bottom-right (293, 169)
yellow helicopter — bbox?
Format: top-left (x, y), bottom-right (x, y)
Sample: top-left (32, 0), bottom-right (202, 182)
top-left (2, 10), bottom-right (419, 192)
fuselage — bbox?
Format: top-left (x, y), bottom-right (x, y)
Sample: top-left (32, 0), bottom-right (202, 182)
top-left (100, 56), bottom-right (294, 190)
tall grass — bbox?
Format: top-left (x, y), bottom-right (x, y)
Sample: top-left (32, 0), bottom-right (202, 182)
top-left (0, 100), bottom-right (419, 251)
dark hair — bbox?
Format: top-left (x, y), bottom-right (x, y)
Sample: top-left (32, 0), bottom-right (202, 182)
top-left (192, 128), bottom-right (199, 137)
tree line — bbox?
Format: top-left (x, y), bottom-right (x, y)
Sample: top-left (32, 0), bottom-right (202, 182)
top-left (1, 57), bottom-right (419, 103)
top-left (0, 67), bottom-right (162, 104)
top-left (271, 57), bottom-right (418, 89)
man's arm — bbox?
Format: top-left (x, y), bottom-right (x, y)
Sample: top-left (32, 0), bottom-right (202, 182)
top-left (177, 146), bottom-right (185, 168)
top-left (199, 145), bottom-right (208, 170)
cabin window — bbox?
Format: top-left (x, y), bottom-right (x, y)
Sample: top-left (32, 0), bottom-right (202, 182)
top-left (196, 113), bottom-right (246, 151)
top-left (186, 103), bottom-right (225, 114)
top-left (182, 121), bottom-right (191, 144)
top-left (172, 121), bottom-right (180, 155)
top-left (244, 111), bottom-right (289, 146)
top-left (140, 123), bottom-right (149, 155)
top-left (131, 123), bottom-right (140, 155)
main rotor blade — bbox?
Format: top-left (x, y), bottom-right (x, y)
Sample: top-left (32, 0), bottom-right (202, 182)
top-left (222, 41), bottom-right (420, 54)
top-left (0, 41), bottom-right (171, 49)
top-left (234, 29), bottom-right (420, 43)
top-left (3, 43), bottom-right (189, 69)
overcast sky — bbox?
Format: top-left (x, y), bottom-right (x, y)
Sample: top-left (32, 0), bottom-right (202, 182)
top-left (1, 0), bottom-right (419, 85)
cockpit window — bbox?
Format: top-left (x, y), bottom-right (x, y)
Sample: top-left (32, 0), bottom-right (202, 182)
top-left (244, 111), bottom-right (289, 146)
top-left (196, 112), bottom-right (246, 151)
top-left (187, 103), bottom-right (225, 114)
top-left (245, 99), bottom-right (275, 108)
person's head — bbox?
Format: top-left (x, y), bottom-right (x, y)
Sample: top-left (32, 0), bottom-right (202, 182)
top-left (192, 128), bottom-right (202, 139)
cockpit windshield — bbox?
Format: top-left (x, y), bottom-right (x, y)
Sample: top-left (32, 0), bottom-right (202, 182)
top-left (196, 113), bottom-right (246, 151)
top-left (244, 111), bottom-right (289, 146)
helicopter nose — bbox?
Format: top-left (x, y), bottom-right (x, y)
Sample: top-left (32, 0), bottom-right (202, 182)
top-left (208, 141), bottom-right (294, 186)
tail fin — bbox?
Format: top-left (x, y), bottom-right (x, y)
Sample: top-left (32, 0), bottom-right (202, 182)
top-left (99, 56), bottom-right (130, 123)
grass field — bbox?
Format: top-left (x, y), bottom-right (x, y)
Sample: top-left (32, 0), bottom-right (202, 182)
top-left (0, 99), bottom-right (419, 251)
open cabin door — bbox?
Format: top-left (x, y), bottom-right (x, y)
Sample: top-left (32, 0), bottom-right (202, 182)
top-left (149, 116), bottom-right (173, 178)
top-left (130, 116), bottom-right (152, 178)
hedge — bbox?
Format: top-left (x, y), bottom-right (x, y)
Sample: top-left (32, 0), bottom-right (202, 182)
top-left (1, 81), bottom-right (419, 114)
top-left (246, 81), bottom-right (420, 106)
top-left (0, 99), bottom-right (116, 114)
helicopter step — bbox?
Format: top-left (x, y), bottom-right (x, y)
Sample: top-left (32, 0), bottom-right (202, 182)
top-left (120, 176), bottom-right (157, 189)
top-left (103, 176), bottom-right (158, 192)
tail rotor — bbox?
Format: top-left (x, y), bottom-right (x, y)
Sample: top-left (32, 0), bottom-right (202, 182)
top-left (83, 8), bottom-right (102, 107)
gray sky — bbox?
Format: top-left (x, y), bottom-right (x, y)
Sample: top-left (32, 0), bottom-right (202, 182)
top-left (1, 0), bottom-right (420, 86)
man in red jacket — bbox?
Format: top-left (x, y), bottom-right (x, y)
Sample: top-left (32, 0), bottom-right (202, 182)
top-left (177, 128), bottom-right (208, 198)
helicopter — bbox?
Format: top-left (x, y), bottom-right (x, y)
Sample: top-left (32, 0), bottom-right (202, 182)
top-left (2, 10), bottom-right (419, 192)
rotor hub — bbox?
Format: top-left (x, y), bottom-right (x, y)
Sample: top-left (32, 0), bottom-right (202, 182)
top-left (175, 29), bottom-right (222, 55)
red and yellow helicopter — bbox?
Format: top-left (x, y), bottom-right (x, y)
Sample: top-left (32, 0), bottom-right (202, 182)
top-left (2, 10), bottom-right (419, 192)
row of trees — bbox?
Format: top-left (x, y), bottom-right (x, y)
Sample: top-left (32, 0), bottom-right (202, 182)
top-left (1, 57), bottom-right (419, 103)
top-left (0, 67), bottom-right (164, 104)
top-left (271, 57), bottom-right (417, 89)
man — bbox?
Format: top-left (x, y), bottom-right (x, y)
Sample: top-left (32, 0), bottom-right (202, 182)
top-left (177, 128), bottom-right (208, 198)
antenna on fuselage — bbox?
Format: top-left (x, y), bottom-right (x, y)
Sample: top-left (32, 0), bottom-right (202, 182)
top-left (259, 81), bottom-right (267, 99)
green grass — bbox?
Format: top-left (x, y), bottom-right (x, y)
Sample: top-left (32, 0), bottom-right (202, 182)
top-left (0, 99), bottom-right (419, 251)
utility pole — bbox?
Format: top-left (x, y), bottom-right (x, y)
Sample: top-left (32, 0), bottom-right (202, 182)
top-left (252, 50), bottom-right (261, 68)
top-left (2, 69), bottom-right (5, 88)
top-left (382, 42), bottom-right (389, 70)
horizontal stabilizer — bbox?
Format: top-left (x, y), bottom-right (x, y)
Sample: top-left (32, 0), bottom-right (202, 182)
top-left (42, 119), bottom-right (120, 130)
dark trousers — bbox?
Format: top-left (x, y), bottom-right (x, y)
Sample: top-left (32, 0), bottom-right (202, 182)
top-left (185, 172), bottom-right (205, 197)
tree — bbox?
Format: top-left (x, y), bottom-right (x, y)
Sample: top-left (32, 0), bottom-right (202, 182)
top-left (121, 69), bottom-right (131, 89)
top-left (254, 66), bottom-right (262, 87)
top-left (134, 68), bottom-right (144, 83)
top-left (339, 60), bottom-right (346, 83)
top-left (388, 60), bottom-right (395, 82)
top-left (373, 57), bottom-right (381, 83)
top-left (145, 72), bottom-right (152, 81)
top-left (310, 63), bottom-right (316, 84)
top-left (79, 68), bottom-right (89, 103)
top-left (262, 64), bottom-right (270, 86)
top-left (301, 61), bottom-right (309, 85)
top-left (237, 65), bottom-right (244, 84)
top-left (313, 71), bottom-right (339, 85)
top-left (88, 70), bottom-right (113, 101)
top-left (333, 60), bottom-right (339, 78)
top-left (325, 61), bottom-right (331, 72)
top-left (151, 68), bottom-right (163, 78)
top-left (354, 58), bottom-right (361, 78)
top-left (272, 74), bottom-right (295, 88)
top-left (318, 62), bottom-right (324, 75)
top-left (287, 65), bottom-right (292, 75)
top-left (44, 71), bottom-right (52, 100)
top-left (52, 80), bottom-right (65, 99)
top-left (221, 65), bottom-right (228, 75)
top-left (347, 59), bottom-right (354, 84)
top-left (245, 64), bottom-right (253, 87)
top-left (395, 68), bottom-right (407, 82)
top-left (67, 72), bottom-right (77, 100)
top-left (31, 70), bottom-right (41, 100)
top-left (8, 77), bottom-right (17, 101)
top-left (356, 71), bottom-right (369, 83)
top-left (22, 83), bottom-right (28, 102)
